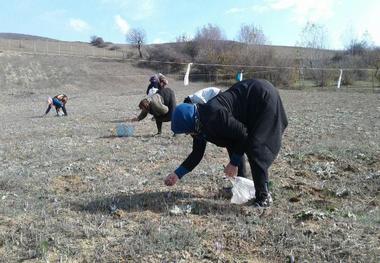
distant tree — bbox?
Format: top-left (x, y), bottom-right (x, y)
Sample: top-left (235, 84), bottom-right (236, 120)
top-left (298, 22), bottom-right (330, 86)
top-left (193, 24), bottom-right (225, 62)
top-left (176, 33), bottom-right (198, 60)
top-left (194, 23), bottom-right (225, 41)
top-left (237, 24), bottom-right (267, 45)
top-left (126, 28), bottom-right (146, 58)
top-left (299, 22), bottom-right (328, 50)
top-left (90, 35), bottom-right (106, 47)
top-left (175, 33), bottom-right (192, 43)
top-left (344, 30), bottom-right (374, 56)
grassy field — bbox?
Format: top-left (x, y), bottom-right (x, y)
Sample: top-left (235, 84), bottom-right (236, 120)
top-left (0, 51), bottom-right (379, 262)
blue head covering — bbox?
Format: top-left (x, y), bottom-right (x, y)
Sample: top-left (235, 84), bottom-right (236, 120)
top-left (171, 103), bottom-right (196, 134)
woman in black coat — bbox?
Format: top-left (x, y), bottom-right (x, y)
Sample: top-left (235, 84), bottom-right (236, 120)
top-left (165, 79), bottom-right (288, 207)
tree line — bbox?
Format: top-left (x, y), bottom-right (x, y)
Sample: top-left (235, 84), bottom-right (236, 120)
top-left (90, 22), bottom-right (380, 87)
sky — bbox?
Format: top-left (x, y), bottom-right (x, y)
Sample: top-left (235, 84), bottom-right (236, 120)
top-left (1, 0), bottom-right (379, 49)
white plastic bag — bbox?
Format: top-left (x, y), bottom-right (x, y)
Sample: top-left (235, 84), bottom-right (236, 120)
top-left (230, 177), bottom-right (255, 204)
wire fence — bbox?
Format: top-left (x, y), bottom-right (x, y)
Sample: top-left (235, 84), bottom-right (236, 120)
top-left (1, 38), bottom-right (379, 92)
top-left (0, 38), bottom-right (126, 58)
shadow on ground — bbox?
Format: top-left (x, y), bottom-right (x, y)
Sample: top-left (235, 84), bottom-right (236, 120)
top-left (97, 134), bottom-right (154, 139)
top-left (74, 190), bottom-right (243, 215)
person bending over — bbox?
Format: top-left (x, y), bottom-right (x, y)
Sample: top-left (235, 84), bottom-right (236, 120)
top-left (165, 79), bottom-right (288, 207)
top-left (45, 94), bottom-right (68, 116)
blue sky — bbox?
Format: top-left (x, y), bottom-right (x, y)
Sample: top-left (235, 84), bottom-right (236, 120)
top-left (1, 0), bottom-right (379, 49)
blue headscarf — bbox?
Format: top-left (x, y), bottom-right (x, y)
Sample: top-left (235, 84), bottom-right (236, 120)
top-left (171, 103), bottom-right (196, 134)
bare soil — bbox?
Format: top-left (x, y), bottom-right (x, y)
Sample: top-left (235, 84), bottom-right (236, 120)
top-left (0, 51), bottom-right (379, 262)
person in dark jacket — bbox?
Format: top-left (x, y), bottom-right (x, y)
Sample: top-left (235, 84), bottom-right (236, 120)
top-left (165, 79), bottom-right (288, 207)
top-left (131, 85), bottom-right (176, 134)
top-left (44, 94), bottom-right (68, 116)
top-left (146, 74), bottom-right (160, 95)
top-left (146, 73), bottom-right (168, 95)
top-left (155, 85), bottom-right (176, 134)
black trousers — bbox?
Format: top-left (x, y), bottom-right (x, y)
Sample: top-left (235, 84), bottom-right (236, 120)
top-left (45, 105), bottom-right (67, 116)
top-left (227, 148), bottom-right (269, 196)
top-left (155, 114), bottom-right (171, 134)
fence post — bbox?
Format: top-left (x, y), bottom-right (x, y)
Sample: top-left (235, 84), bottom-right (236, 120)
top-left (337, 69), bottom-right (343, 89)
top-left (372, 70), bottom-right (375, 93)
top-left (321, 69), bottom-right (324, 89)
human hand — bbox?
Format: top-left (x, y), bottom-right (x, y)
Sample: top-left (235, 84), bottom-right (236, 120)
top-left (224, 163), bottom-right (238, 178)
top-left (165, 173), bottom-right (179, 186)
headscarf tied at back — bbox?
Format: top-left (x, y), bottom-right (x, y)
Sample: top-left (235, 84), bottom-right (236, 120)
top-left (171, 103), bottom-right (197, 134)
top-left (149, 74), bottom-right (158, 83)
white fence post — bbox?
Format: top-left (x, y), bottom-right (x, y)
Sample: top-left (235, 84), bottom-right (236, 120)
top-left (337, 69), bottom-right (343, 89)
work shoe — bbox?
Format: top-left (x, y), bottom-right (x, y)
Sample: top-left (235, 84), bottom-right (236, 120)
top-left (253, 192), bottom-right (273, 208)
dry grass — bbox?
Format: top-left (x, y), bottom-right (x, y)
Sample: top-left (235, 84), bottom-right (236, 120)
top-left (0, 51), bottom-right (379, 262)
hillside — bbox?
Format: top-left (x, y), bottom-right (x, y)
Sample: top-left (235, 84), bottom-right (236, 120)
top-left (0, 32), bottom-right (59, 41)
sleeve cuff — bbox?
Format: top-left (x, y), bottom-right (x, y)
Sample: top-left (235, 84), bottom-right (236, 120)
top-left (230, 153), bottom-right (242, 166)
top-left (175, 166), bottom-right (189, 179)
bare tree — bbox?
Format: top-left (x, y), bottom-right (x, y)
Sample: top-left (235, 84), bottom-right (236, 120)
top-left (176, 33), bottom-right (198, 60)
top-left (193, 24), bottom-right (225, 61)
top-left (299, 22), bottom-right (328, 50)
top-left (175, 33), bottom-right (192, 43)
top-left (237, 24), bottom-right (267, 45)
top-left (194, 23), bottom-right (225, 41)
top-left (297, 22), bottom-right (330, 86)
top-left (126, 28), bottom-right (146, 58)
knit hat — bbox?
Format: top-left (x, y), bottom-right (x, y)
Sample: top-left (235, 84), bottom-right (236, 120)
top-left (171, 103), bottom-right (196, 134)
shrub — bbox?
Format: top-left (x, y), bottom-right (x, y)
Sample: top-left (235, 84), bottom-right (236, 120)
top-left (90, 36), bottom-right (107, 48)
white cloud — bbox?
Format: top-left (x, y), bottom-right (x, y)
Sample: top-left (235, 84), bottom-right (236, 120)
top-left (115, 15), bottom-right (130, 35)
top-left (255, 0), bottom-right (340, 24)
top-left (152, 38), bottom-right (165, 44)
top-left (101, 0), bottom-right (154, 20)
top-left (225, 7), bottom-right (246, 14)
top-left (69, 18), bottom-right (90, 32)
top-left (356, 1), bottom-right (380, 46)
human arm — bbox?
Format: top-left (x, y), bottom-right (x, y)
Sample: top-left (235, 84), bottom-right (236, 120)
top-left (136, 109), bottom-right (148, 121)
top-left (164, 135), bottom-right (207, 186)
top-left (44, 105), bottom-right (52, 115)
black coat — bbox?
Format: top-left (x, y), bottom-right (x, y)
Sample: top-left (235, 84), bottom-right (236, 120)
top-left (155, 87), bottom-right (176, 122)
top-left (180, 79), bottom-right (288, 172)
